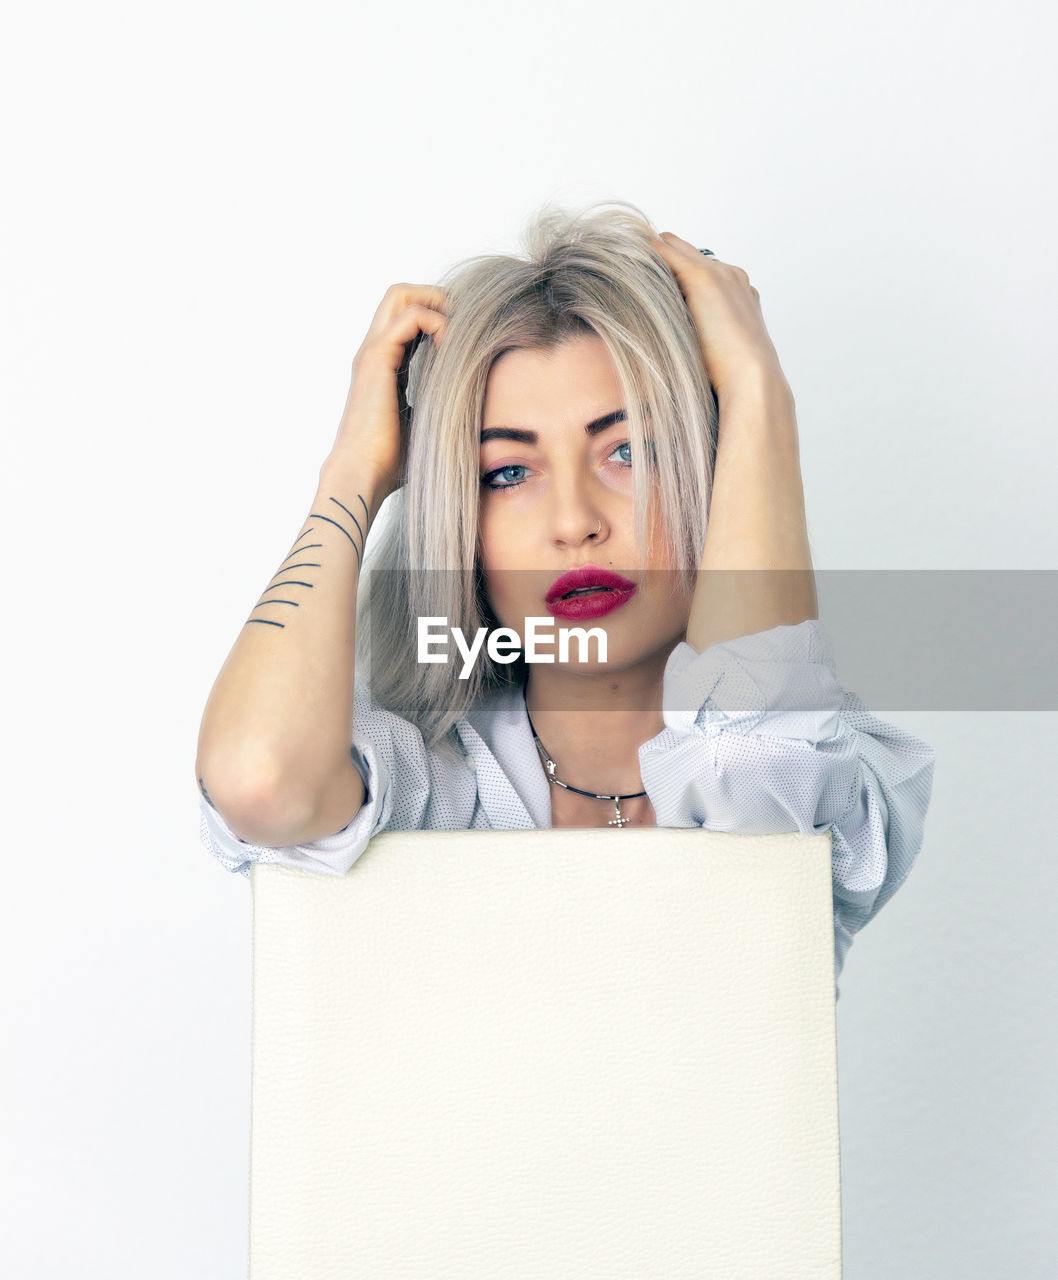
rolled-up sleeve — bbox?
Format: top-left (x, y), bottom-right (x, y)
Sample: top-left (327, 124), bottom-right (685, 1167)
top-left (639, 619), bottom-right (936, 992)
top-left (197, 681), bottom-right (476, 878)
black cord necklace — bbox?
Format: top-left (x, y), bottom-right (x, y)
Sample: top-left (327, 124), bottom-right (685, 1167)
top-left (523, 693), bottom-right (647, 829)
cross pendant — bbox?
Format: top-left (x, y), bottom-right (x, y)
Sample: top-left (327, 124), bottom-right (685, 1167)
top-left (608, 800), bottom-right (630, 829)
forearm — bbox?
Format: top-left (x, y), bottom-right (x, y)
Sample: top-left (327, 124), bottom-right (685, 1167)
top-left (195, 454), bottom-right (386, 836)
top-left (685, 367), bottom-right (818, 653)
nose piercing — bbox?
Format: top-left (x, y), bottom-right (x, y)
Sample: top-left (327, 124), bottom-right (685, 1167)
top-left (591, 520), bottom-right (602, 536)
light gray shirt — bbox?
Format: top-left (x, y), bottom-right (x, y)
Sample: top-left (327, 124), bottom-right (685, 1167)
top-left (198, 619), bottom-right (936, 1000)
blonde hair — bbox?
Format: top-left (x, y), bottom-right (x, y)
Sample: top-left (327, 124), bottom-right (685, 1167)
top-left (356, 199), bottom-right (718, 757)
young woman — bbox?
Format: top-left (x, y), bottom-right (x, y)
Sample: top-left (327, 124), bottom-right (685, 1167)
top-left (195, 201), bottom-right (935, 998)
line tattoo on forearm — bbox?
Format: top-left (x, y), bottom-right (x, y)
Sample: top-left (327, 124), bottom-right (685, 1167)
top-left (245, 493), bottom-right (370, 629)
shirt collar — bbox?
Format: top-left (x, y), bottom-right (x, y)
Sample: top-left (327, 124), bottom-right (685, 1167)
top-left (461, 680), bottom-right (552, 829)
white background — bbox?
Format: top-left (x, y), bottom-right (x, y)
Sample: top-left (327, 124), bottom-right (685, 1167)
top-left (2, 1), bottom-right (1056, 1275)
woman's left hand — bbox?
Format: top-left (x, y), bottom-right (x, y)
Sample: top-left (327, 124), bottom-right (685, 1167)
top-left (649, 232), bottom-right (789, 403)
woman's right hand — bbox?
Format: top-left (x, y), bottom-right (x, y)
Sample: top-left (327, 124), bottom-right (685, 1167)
top-left (326, 283), bottom-right (449, 500)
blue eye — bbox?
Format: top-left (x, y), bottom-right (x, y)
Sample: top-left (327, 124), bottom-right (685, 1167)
top-left (481, 463), bottom-right (529, 490)
top-left (480, 442), bottom-right (633, 493)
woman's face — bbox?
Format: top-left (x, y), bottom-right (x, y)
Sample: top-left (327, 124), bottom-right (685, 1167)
top-left (476, 333), bottom-right (693, 676)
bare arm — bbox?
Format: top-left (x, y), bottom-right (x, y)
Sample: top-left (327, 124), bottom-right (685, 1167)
top-left (645, 233), bottom-right (817, 653)
top-left (685, 368), bottom-right (817, 653)
top-left (195, 461), bottom-right (385, 847)
top-left (195, 283), bottom-right (449, 847)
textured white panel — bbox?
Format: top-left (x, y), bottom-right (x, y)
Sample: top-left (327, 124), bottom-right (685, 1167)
top-left (250, 828), bottom-right (840, 1279)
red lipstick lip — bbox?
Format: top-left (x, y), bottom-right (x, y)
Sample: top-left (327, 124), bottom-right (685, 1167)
top-left (547, 587), bottom-right (636, 621)
top-left (545, 565), bottom-right (638, 605)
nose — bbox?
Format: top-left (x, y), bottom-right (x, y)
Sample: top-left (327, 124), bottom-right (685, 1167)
top-left (548, 474), bottom-right (608, 549)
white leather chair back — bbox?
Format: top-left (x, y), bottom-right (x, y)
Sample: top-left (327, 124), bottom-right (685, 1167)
top-left (249, 827), bottom-right (841, 1278)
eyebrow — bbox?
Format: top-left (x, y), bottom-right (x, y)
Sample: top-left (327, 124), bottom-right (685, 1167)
top-left (479, 408), bottom-right (627, 446)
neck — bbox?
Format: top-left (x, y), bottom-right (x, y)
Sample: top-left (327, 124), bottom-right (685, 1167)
top-left (522, 644), bottom-right (673, 796)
